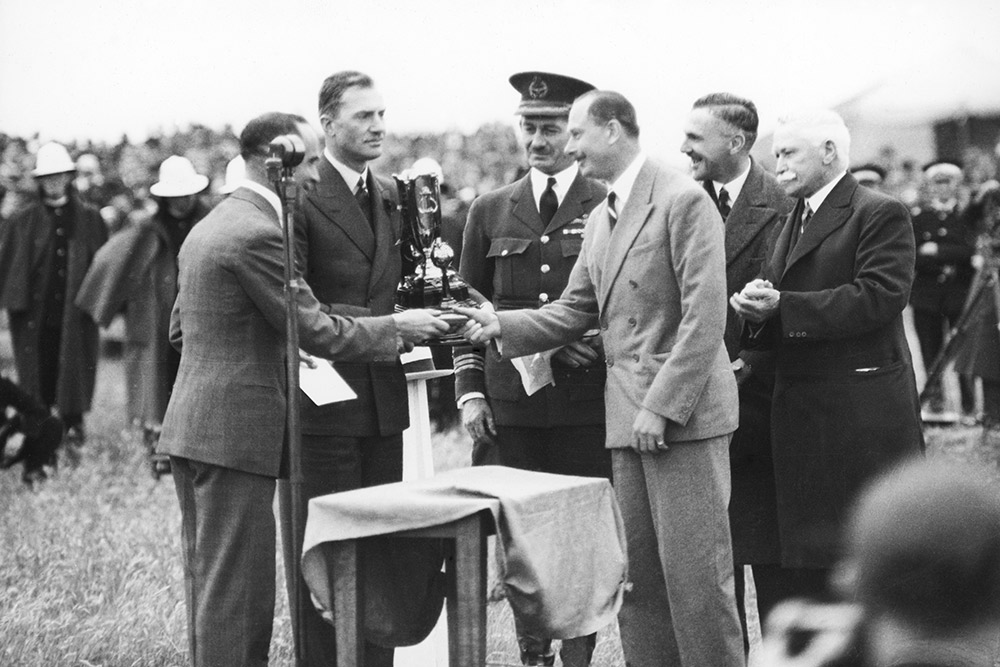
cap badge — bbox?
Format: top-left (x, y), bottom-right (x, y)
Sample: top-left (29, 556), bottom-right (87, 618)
top-left (528, 76), bottom-right (549, 99)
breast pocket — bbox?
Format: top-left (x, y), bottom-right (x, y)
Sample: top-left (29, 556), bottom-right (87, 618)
top-left (486, 237), bottom-right (533, 296)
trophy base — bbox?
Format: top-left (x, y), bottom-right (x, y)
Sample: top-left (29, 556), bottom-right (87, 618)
top-left (396, 274), bottom-right (476, 347)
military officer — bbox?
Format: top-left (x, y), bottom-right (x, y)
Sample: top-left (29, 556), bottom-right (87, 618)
top-left (909, 160), bottom-right (976, 420)
top-left (453, 71), bottom-right (611, 667)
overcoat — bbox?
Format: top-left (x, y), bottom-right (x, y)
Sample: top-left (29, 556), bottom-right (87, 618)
top-left (75, 203), bottom-right (208, 424)
top-left (0, 195), bottom-right (107, 413)
top-left (456, 170), bottom-right (607, 426)
top-left (295, 159), bottom-right (407, 437)
top-left (158, 188), bottom-right (398, 477)
top-left (497, 158), bottom-right (738, 448)
top-left (745, 173), bottom-right (924, 568)
top-left (708, 162), bottom-right (793, 565)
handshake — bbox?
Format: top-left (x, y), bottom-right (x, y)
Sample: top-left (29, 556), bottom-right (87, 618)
top-left (390, 309), bottom-right (471, 353)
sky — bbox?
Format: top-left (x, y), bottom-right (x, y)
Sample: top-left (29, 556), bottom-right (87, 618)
top-left (2, 0), bottom-right (999, 165)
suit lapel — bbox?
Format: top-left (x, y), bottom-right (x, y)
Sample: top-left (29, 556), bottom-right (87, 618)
top-left (367, 176), bottom-right (398, 297)
top-left (782, 174), bottom-right (856, 279)
top-left (598, 159), bottom-right (655, 312)
top-left (310, 159), bottom-right (375, 260)
top-left (725, 163), bottom-right (777, 265)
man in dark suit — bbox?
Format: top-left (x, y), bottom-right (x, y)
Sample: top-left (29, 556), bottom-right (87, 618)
top-left (731, 109), bottom-right (923, 622)
top-left (680, 92), bottom-right (792, 651)
top-left (454, 71), bottom-right (610, 667)
top-left (277, 70), bottom-right (415, 667)
top-left (460, 90), bottom-right (744, 667)
top-left (0, 141), bottom-right (107, 476)
top-left (159, 112), bottom-right (448, 667)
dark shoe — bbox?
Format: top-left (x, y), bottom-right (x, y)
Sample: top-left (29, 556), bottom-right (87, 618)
top-left (23, 415), bottom-right (64, 470)
top-left (62, 425), bottom-right (85, 467)
top-left (22, 465), bottom-right (47, 488)
top-left (519, 635), bottom-right (555, 666)
top-left (150, 453), bottom-right (172, 479)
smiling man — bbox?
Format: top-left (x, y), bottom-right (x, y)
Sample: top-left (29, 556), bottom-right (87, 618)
top-left (454, 71), bottom-right (610, 667)
top-left (680, 92), bottom-right (792, 654)
top-left (458, 89), bottom-right (744, 667)
top-left (730, 109), bottom-right (923, 619)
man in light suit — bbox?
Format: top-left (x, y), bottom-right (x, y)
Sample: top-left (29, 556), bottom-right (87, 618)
top-left (278, 70), bottom-right (419, 667)
top-left (731, 109), bottom-right (923, 615)
top-left (680, 92), bottom-right (793, 651)
top-left (454, 70), bottom-right (610, 667)
top-left (459, 90), bottom-right (744, 667)
top-left (159, 112), bottom-right (448, 667)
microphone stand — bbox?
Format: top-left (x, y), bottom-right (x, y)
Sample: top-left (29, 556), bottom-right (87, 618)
top-left (267, 152), bottom-right (306, 667)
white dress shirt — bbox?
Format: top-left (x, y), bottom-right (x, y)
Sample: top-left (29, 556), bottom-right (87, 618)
top-left (530, 162), bottom-right (579, 211)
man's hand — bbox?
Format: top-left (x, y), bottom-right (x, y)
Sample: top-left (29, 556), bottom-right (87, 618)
top-left (460, 397), bottom-right (496, 445)
top-left (631, 407), bottom-right (669, 453)
top-left (392, 309), bottom-right (451, 344)
top-left (298, 350), bottom-right (318, 369)
top-left (552, 339), bottom-right (600, 367)
top-left (731, 357), bottom-right (752, 386)
top-left (452, 305), bottom-right (502, 345)
top-left (730, 278), bottom-right (780, 324)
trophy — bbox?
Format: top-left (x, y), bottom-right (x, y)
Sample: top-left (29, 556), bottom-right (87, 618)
top-left (394, 171), bottom-right (476, 345)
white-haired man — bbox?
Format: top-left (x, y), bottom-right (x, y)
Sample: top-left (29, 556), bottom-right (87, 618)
top-left (730, 110), bottom-right (923, 614)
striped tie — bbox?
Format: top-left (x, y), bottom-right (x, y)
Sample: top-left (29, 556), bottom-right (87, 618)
top-left (608, 191), bottom-right (618, 229)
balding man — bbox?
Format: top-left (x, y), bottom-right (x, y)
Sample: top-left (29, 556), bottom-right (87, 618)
top-left (731, 110), bottom-right (923, 619)
top-left (460, 90), bottom-right (744, 667)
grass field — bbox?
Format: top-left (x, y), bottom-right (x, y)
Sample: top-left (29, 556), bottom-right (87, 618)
top-left (1, 340), bottom-right (997, 666)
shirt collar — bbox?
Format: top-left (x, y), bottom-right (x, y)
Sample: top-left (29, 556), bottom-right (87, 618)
top-left (325, 148), bottom-right (368, 193)
top-left (806, 170), bottom-right (848, 214)
top-left (238, 179), bottom-right (283, 223)
top-left (713, 158), bottom-right (752, 205)
top-left (608, 152), bottom-right (646, 210)
top-left (530, 162), bottom-right (579, 209)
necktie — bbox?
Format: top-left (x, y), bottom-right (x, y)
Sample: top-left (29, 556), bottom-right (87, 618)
top-left (539, 177), bottom-right (558, 226)
top-left (717, 186), bottom-right (731, 221)
top-left (607, 192), bottom-right (618, 229)
top-left (355, 175), bottom-right (373, 228)
top-left (800, 202), bottom-right (813, 233)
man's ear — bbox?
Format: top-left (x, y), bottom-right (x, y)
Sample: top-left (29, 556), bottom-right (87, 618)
top-left (730, 132), bottom-right (747, 155)
top-left (319, 115), bottom-right (335, 136)
top-left (606, 119), bottom-right (622, 145)
top-left (821, 139), bottom-right (838, 166)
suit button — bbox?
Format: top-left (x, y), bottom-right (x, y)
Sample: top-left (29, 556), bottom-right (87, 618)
top-left (632, 353), bottom-right (640, 362)
top-left (55, 228), bottom-right (65, 236)
top-left (56, 248), bottom-right (66, 257)
top-left (540, 264), bottom-right (550, 273)
top-left (539, 293), bottom-right (549, 303)
top-left (501, 249), bottom-right (509, 256)
top-left (629, 280), bottom-right (638, 289)
top-left (540, 235), bottom-right (550, 244)
top-left (607, 357), bottom-right (614, 367)
top-left (628, 317), bottom-right (637, 326)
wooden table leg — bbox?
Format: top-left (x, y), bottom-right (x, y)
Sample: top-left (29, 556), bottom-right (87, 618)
top-left (447, 514), bottom-right (487, 667)
top-left (330, 541), bottom-right (363, 667)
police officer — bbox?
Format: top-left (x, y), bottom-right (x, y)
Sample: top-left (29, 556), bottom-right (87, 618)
top-left (453, 71), bottom-right (611, 667)
top-left (909, 160), bottom-right (976, 421)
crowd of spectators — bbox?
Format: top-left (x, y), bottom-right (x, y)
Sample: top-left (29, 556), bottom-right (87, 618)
top-left (0, 123), bottom-right (524, 233)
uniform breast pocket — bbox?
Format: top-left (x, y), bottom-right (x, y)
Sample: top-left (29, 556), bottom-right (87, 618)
top-left (486, 237), bottom-right (533, 296)
top-left (561, 239), bottom-right (582, 258)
